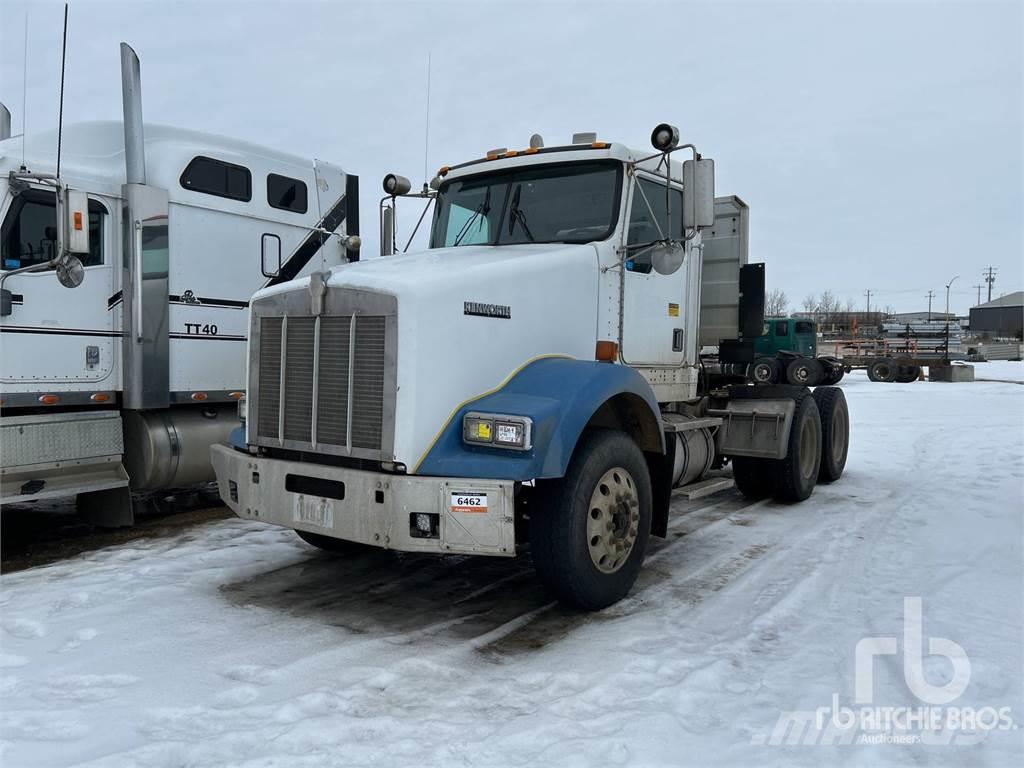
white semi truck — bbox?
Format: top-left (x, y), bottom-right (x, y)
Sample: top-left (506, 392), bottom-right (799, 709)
top-left (0, 44), bottom-right (360, 525)
top-left (212, 125), bottom-right (850, 609)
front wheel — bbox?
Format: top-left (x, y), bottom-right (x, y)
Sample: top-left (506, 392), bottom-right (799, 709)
top-left (530, 430), bottom-right (652, 610)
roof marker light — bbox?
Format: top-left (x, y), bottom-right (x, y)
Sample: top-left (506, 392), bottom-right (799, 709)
top-left (39, 394), bottom-right (60, 405)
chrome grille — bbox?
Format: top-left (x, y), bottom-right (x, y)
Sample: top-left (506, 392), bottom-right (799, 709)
top-left (283, 318), bottom-right (315, 442)
top-left (351, 316), bottom-right (386, 449)
top-left (316, 316), bottom-right (351, 446)
top-left (253, 301), bottom-right (394, 460)
top-left (256, 318), bottom-right (282, 436)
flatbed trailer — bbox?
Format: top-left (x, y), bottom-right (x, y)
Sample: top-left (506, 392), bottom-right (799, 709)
top-left (822, 339), bottom-right (966, 383)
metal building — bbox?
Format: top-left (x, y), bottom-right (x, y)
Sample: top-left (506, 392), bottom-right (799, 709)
top-left (969, 292), bottom-right (1024, 339)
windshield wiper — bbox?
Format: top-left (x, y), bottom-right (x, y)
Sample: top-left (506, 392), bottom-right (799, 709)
top-left (453, 187), bottom-right (491, 246)
top-left (507, 184), bottom-right (535, 242)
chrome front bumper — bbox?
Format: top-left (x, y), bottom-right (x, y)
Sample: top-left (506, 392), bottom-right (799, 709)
top-left (210, 444), bottom-right (516, 557)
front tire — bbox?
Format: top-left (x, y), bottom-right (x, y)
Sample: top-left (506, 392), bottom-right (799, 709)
top-left (530, 430), bottom-right (652, 610)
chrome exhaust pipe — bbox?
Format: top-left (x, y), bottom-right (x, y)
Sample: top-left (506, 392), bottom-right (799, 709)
top-left (119, 43), bottom-right (146, 185)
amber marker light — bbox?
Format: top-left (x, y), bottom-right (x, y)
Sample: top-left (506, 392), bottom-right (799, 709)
top-left (595, 341), bottom-right (619, 361)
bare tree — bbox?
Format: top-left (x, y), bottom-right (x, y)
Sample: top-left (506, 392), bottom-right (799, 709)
top-left (845, 298), bottom-right (856, 314)
top-left (819, 290), bottom-right (839, 319)
top-left (802, 294), bottom-right (818, 315)
top-left (766, 289), bottom-right (789, 316)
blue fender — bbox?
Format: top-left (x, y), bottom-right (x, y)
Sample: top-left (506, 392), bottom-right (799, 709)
top-left (414, 357), bottom-right (664, 480)
top-left (228, 425), bottom-right (247, 451)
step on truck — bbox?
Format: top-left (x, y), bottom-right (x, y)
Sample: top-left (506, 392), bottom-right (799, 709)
top-left (212, 124), bottom-right (850, 609)
top-left (0, 43), bottom-right (360, 525)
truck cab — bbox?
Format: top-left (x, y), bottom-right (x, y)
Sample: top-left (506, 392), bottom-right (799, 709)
top-left (754, 317), bottom-right (818, 358)
top-left (0, 44), bottom-right (359, 524)
top-left (213, 125), bottom-right (851, 610)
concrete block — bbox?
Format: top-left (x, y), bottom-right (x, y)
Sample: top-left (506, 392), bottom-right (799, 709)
top-left (929, 364), bottom-right (975, 382)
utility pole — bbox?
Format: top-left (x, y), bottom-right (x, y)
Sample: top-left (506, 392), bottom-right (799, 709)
top-left (926, 290), bottom-right (934, 321)
top-left (864, 289), bottom-right (872, 315)
top-left (973, 285), bottom-right (982, 306)
top-left (983, 266), bottom-right (997, 302)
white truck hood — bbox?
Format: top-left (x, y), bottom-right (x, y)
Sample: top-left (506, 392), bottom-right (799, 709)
top-left (254, 243), bottom-right (602, 469)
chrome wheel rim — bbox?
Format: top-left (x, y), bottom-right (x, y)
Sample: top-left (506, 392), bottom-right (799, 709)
top-left (586, 467), bottom-right (639, 574)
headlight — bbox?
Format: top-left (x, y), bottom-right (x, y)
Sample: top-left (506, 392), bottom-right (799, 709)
top-left (462, 412), bottom-right (532, 450)
top-left (237, 394), bottom-right (247, 423)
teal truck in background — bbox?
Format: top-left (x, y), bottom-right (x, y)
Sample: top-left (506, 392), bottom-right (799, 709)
top-left (747, 317), bottom-right (845, 386)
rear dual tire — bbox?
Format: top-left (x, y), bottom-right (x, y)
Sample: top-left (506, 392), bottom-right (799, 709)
top-left (731, 391), bottom-right (825, 503)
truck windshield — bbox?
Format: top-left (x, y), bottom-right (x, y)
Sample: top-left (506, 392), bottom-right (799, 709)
top-left (430, 160), bottom-right (622, 248)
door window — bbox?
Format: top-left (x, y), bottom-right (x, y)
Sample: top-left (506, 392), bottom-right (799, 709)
top-left (626, 177), bottom-right (684, 273)
top-left (775, 321), bottom-right (789, 336)
top-left (1, 192), bottom-right (106, 270)
top-left (794, 321), bottom-right (814, 334)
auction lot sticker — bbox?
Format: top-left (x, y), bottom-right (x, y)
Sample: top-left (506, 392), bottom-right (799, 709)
top-left (450, 492), bottom-right (488, 513)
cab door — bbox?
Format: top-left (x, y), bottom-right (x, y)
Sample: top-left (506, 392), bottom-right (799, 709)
top-left (0, 187), bottom-right (118, 391)
top-left (620, 174), bottom-right (687, 366)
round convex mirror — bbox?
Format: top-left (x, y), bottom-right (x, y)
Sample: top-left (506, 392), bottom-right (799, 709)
top-left (56, 255), bottom-right (85, 288)
top-left (650, 241), bottom-right (685, 275)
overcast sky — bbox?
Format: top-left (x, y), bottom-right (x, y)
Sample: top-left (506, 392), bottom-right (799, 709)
top-left (2, 0), bottom-right (1020, 315)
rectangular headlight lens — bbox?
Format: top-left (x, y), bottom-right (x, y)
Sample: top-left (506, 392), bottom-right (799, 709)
top-left (495, 421), bottom-right (524, 447)
top-left (463, 412), bottom-right (532, 450)
top-left (464, 416), bottom-right (494, 444)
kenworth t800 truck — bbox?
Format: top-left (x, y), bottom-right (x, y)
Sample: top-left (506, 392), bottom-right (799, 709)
top-left (212, 125), bottom-right (850, 609)
top-left (0, 44), bottom-right (359, 525)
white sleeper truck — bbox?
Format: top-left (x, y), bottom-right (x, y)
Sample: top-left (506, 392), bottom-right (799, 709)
top-left (212, 125), bottom-right (850, 609)
top-left (0, 44), bottom-right (359, 525)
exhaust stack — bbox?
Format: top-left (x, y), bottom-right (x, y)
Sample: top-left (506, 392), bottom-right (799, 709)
top-left (0, 103), bottom-right (10, 141)
top-left (120, 43), bottom-right (146, 185)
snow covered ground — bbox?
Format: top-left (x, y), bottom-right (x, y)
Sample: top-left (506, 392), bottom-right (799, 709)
top-left (1, 366), bottom-right (1022, 768)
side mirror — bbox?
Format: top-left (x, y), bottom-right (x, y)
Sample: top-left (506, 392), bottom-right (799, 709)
top-left (56, 188), bottom-right (90, 256)
top-left (650, 242), bottom-right (685, 276)
top-left (261, 233), bottom-right (282, 277)
top-left (683, 158), bottom-right (715, 229)
top-left (56, 254), bottom-right (85, 288)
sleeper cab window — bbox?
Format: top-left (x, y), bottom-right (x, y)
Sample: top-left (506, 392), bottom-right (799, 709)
top-left (180, 156), bottom-right (252, 202)
top-left (267, 173), bottom-right (308, 214)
